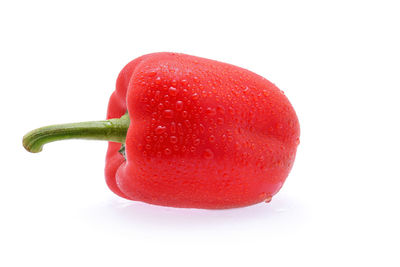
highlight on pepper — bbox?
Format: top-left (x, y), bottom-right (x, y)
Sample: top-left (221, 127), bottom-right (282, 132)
top-left (23, 52), bottom-right (300, 209)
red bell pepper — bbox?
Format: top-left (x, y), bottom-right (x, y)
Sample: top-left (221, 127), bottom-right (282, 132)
top-left (23, 52), bottom-right (300, 209)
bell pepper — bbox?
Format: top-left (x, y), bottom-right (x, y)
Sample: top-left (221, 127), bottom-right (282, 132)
top-left (23, 52), bottom-right (300, 209)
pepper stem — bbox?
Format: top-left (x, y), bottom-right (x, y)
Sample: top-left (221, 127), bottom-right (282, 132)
top-left (23, 113), bottom-right (130, 153)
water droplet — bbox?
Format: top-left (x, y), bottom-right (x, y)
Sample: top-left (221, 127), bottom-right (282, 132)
top-left (193, 138), bottom-right (200, 146)
top-left (206, 107), bottom-right (216, 116)
top-left (235, 142), bottom-right (241, 149)
top-left (216, 105), bottom-right (225, 114)
top-left (177, 123), bottom-right (184, 135)
top-left (199, 124), bottom-right (205, 133)
top-left (170, 122), bottom-right (176, 133)
top-left (154, 91), bottom-right (161, 101)
top-left (222, 134), bottom-right (227, 142)
top-left (155, 126), bottom-right (166, 134)
top-left (192, 93), bottom-right (199, 100)
top-left (184, 120), bottom-right (191, 128)
top-left (176, 100), bottom-right (183, 111)
top-left (181, 79), bottom-right (188, 85)
top-left (164, 148), bottom-right (172, 155)
top-left (169, 86), bottom-right (177, 96)
top-left (164, 109), bottom-right (174, 118)
top-left (203, 149), bottom-right (214, 159)
top-left (170, 136), bottom-right (178, 144)
top-left (259, 192), bottom-right (267, 200)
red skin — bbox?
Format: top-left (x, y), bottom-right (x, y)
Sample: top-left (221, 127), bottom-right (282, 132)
top-left (105, 52), bottom-right (300, 209)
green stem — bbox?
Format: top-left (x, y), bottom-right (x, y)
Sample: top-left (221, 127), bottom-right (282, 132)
top-left (23, 113), bottom-right (130, 153)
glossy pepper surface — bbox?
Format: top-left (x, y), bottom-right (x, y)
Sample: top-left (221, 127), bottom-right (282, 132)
top-left (23, 52), bottom-right (300, 209)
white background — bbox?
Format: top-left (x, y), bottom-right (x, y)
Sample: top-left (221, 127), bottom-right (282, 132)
top-left (1, 0), bottom-right (399, 266)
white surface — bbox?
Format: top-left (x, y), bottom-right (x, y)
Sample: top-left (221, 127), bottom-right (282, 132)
top-left (1, 0), bottom-right (399, 266)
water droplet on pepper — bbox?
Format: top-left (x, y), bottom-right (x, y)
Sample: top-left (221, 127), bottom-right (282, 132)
top-left (203, 149), bottom-right (214, 159)
top-left (155, 126), bottom-right (166, 134)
